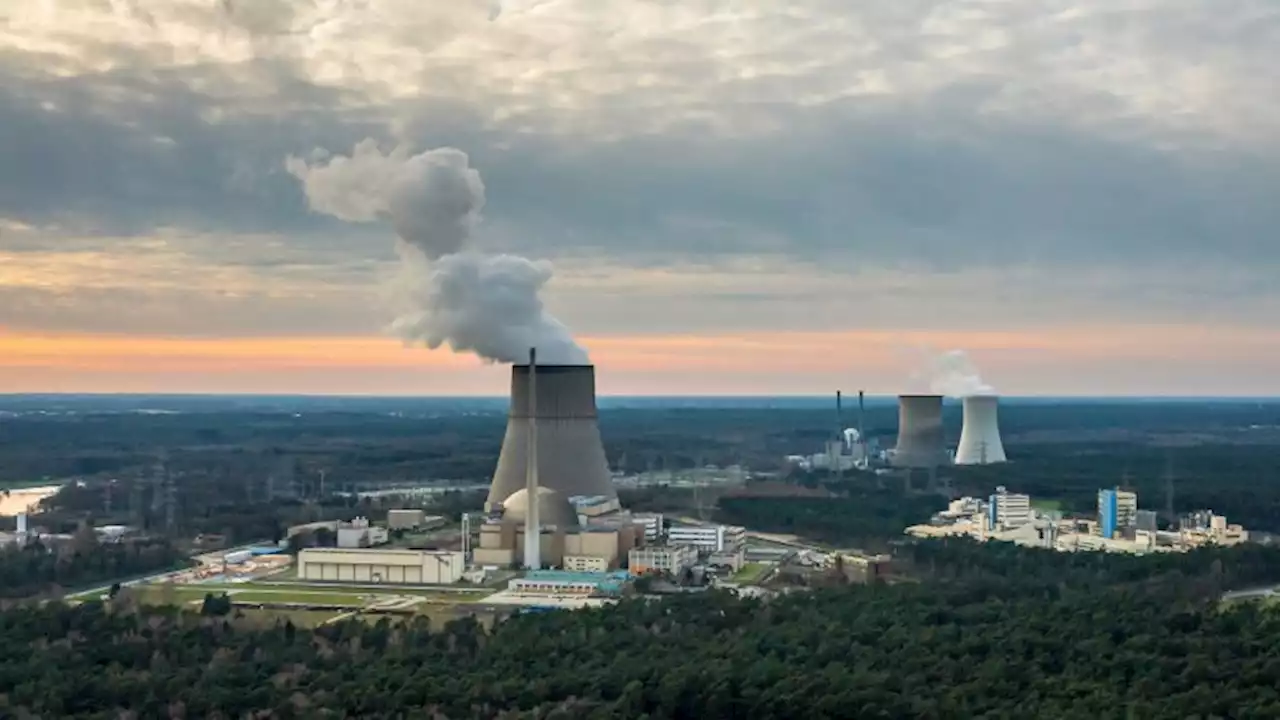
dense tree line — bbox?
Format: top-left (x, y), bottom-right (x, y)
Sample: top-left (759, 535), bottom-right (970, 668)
top-left (717, 491), bottom-right (947, 550)
top-left (0, 532), bottom-right (186, 600)
top-left (6, 540), bottom-right (1280, 717)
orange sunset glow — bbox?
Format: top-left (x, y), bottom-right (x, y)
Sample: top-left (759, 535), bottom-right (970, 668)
top-left (4, 326), bottom-right (1279, 396)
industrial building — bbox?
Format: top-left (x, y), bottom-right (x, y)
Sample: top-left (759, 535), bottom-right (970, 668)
top-left (296, 548), bottom-right (464, 584)
top-left (386, 509), bottom-right (445, 530)
top-left (988, 486), bottom-right (1032, 530)
top-left (909, 486), bottom-right (1253, 555)
top-left (507, 570), bottom-right (631, 597)
top-left (666, 524), bottom-right (745, 553)
top-left (892, 395), bottom-right (947, 468)
top-left (1097, 488), bottom-right (1138, 539)
top-left (630, 513), bottom-right (663, 541)
top-left (336, 517), bottom-right (389, 548)
top-left (485, 363), bottom-right (617, 512)
top-left (629, 545), bottom-right (698, 575)
top-left (954, 395), bottom-right (1007, 465)
top-left (471, 486), bottom-right (644, 570)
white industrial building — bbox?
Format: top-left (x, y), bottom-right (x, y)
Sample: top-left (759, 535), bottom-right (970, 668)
top-left (630, 513), bottom-right (664, 540)
top-left (386, 509), bottom-right (444, 530)
top-left (296, 548), bottom-right (464, 584)
top-left (667, 524), bottom-right (745, 553)
top-left (629, 545), bottom-right (698, 575)
top-left (988, 486), bottom-right (1032, 530)
top-left (336, 517), bottom-right (389, 548)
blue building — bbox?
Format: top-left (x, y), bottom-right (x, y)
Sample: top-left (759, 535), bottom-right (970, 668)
top-left (1098, 489), bottom-right (1119, 540)
top-left (1098, 487), bottom-right (1138, 539)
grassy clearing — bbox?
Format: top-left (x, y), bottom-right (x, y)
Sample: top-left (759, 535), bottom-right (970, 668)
top-left (132, 581), bottom-right (493, 609)
top-left (731, 563), bottom-right (772, 584)
top-left (1031, 499), bottom-right (1064, 512)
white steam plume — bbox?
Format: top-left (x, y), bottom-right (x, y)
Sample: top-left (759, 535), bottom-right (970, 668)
top-left (921, 350), bottom-right (995, 398)
top-left (285, 139), bottom-right (588, 365)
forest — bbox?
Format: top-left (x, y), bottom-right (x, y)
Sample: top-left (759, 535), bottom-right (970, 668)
top-left (4, 540), bottom-right (1280, 718)
top-left (0, 532), bottom-right (186, 600)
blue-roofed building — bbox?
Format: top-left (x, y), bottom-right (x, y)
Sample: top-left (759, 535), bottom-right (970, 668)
top-left (508, 569), bottom-right (632, 597)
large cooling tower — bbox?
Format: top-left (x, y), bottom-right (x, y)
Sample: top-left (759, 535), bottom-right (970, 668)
top-left (892, 394), bottom-right (947, 468)
top-left (485, 364), bottom-right (616, 511)
top-left (954, 395), bottom-right (1007, 465)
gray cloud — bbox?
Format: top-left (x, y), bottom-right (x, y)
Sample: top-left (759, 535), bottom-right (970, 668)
top-left (0, 0), bottom-right (1277, 341)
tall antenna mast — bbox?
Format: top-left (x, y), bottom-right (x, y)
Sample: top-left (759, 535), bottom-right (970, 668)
top-left (523, 347), bottom-right (542, 570)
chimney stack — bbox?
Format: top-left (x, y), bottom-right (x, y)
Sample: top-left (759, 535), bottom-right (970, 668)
top-left (522, 348), bottom-right (542, 570)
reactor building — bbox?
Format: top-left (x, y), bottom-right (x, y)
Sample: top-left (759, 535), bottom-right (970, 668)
top-left (891, 394), bottom-right (947, 468)
top-left (953, 395), bottom-right (1007, 465)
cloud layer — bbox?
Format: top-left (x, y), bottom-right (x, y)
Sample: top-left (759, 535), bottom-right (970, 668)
top-left (1, 0), bottom-right (1278, 390)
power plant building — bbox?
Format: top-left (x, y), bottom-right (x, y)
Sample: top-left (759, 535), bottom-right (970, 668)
top-left (296, 548), bottom-right (464, 584)
top-left (666, 524), bottom-right (745, 553)
top-left (988, 486), bottom-right (1032, 530)
top-left (892, 395), bottom-right (947, 468)
top-left (629, 545), bottom-right (698, 575)
top-left (1098, 488), bottom-right (1138, 539)
top-left (485, 364), bottom-right (617, 511)
top-left (471, 517), bottom-right (643, 570)
top-left (954, 395), bottom-right (1008, 465)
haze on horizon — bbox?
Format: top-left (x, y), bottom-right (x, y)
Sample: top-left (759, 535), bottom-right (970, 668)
top-left (1, 1), bottom-right (1278, 397)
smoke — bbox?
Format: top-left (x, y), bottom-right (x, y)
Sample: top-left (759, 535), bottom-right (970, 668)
top-left (914, 350), bottom-right (995, 397)
top-left (285, 139), bottom-right (588, 365)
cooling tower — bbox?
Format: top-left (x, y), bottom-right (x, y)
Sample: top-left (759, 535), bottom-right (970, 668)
top-left (954, 395), bottom-right (1008, 465)
top-left (892, 394), bottom-right (947, 468)
top-left (485, 364), bottom-right (616, 511)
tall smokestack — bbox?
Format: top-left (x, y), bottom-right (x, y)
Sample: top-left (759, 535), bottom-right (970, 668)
top-left (486, 364), bottom-right (617, 512)
top-left (858, 390), bottom-right (865, 445)
top-left (523, 348), bottom-right (541, 570)
top-left (892, 394), bottom-right (946, 468)
top-left (954, 395), bottom-right (1007, 465)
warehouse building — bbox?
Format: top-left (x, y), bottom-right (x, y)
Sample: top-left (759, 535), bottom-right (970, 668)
top-left (296, 548), bottom-right (464, 584)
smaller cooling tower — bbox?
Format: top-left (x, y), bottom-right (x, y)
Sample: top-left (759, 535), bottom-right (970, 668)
top-left (893, 394), bottom-right (946, 468)
top-left (954, 395), bottom-right (1007, 465)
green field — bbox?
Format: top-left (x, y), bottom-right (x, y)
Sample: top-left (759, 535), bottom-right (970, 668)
top-left (1032, 499), bottom-right (1064, 512)
top-left (731, 563), bottom-right (772, 584)
top-left (131, 581), bottom-right (493, 609)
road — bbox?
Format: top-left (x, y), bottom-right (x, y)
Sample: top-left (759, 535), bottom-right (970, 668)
top-left (1222, 586), bottom-right (1278, 602)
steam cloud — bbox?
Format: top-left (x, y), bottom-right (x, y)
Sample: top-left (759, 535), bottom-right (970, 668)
top-left (918, 350), bottom-right (995, 398)
top-left (285, 139), bottom-right (588, 365)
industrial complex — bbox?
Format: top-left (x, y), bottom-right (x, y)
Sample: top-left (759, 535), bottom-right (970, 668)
top-left (29, 358), bottom-right (1259, 628)
top-left (787, 391), bottom-right (1009, 473)
top-left (907, 485), bottom-right (1251, 554)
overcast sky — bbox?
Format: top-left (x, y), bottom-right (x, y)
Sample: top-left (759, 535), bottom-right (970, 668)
top-left (1, 0), bottom-right (1277, 395)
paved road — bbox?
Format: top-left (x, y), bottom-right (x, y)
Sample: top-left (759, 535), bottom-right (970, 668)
top-left (1223, 586), bottom-right (1278, 601)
